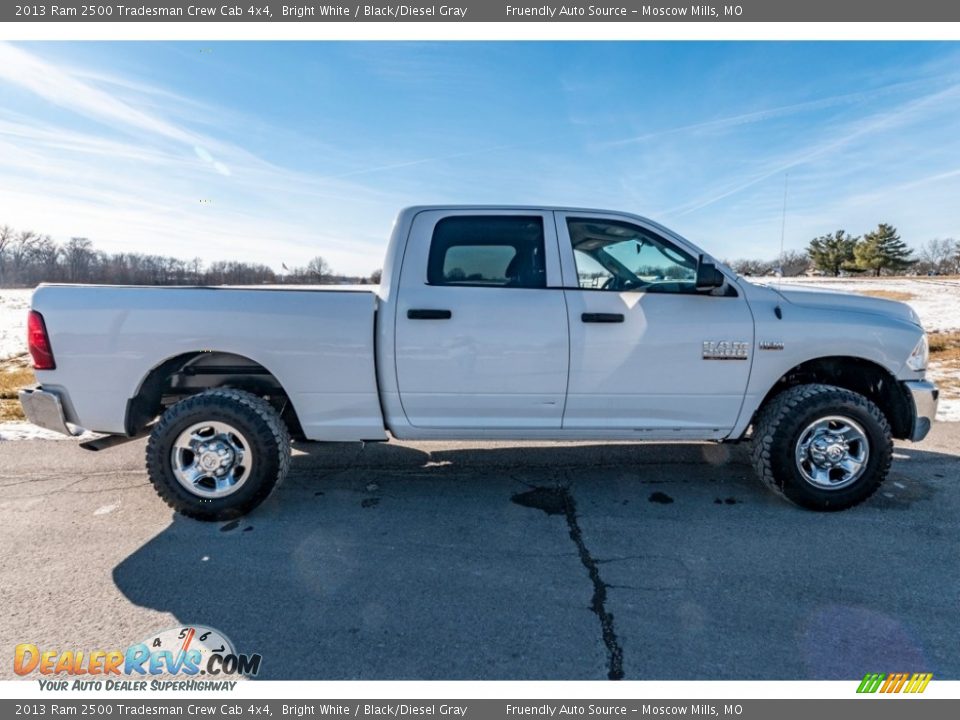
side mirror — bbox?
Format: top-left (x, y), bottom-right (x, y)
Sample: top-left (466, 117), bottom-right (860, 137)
top-left (695, 254), bottom-right (725, 292)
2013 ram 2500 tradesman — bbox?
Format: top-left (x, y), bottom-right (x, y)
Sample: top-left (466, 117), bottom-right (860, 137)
top-left (20, 206), bottom-right (938, 519)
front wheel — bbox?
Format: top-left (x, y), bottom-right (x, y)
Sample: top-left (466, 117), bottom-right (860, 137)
top-left (750, 383), bottom-right (892, 511)
top-left (146, 388), bottom-right (291, 520)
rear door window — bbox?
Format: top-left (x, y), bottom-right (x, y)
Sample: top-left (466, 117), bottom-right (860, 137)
top-left (427, 216), bottom-right (546, 288)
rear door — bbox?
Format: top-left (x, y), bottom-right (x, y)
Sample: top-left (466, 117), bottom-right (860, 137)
top-left (556, 211), bottom-right (754, 437)
top-left (394, 209), bottom-right (569, 429)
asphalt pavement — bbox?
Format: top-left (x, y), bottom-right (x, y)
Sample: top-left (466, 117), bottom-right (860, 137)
top-left (1, 426), bottom-right (958, 680)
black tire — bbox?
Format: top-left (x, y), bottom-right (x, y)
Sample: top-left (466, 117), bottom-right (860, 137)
top-left (750, 383), bottom-right (892, 511)
top-left (146, 388), bottom-right (291, 521)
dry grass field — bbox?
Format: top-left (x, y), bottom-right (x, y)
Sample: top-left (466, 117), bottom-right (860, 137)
top-left (0, 355), bottom-right (32, 422)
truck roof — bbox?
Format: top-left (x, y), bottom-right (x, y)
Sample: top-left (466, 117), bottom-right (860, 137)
top-left (400, 204), bottom-right (651, 216)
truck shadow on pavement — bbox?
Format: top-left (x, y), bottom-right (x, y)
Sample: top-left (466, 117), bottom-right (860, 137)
top-left (112, 441), bottom-right (958, 680)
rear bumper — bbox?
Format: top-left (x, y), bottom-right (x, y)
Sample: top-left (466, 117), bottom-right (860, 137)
top-left (18, 386), bottom-right (79, 437)
top-left (902, 380), bottom-right (939, 442)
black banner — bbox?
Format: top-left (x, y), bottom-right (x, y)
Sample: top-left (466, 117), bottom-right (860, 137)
top-left (2, 700), bottom-right (960, 720)
top-left (6, 1), bottom-right (960, 23)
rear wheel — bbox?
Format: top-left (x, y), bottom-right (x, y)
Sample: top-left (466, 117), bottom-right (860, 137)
top-left (146, 388), bottom-right (291, 520)
top-left (750, 383), bottom-right (892, 511)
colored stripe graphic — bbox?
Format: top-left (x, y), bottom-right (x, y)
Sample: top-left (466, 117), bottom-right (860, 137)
top-left (880, 673), bottom-right (897, 693)
top-left (857, 673), bottom-right (885, 693)
top-left (905, 673), bottom-right (933, 693)
top-left (857, 672), bottom-right (932, 693)
top-left (891, 673), bottom-right (909, 693)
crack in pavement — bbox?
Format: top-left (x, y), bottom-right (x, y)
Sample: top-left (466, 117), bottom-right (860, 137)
top-left (512, 485), bottom-right (624, 680)
top-left (0, 469), bottom-right (144, 487)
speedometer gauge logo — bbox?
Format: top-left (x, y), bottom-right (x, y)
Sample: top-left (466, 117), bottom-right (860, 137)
top-left (139, 626), bottom-right (236, 674)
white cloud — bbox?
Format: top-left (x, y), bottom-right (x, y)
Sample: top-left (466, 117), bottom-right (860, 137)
top-left (0, 42), bottom-right (403, 275)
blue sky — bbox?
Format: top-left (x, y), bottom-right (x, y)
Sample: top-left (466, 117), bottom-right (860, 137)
top-left (1, 41), bottom-right (959, 275)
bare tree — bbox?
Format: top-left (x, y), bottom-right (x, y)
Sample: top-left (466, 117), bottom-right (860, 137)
top-left (729, 258), bottom-right (775, 276)
top-left (919, 238), bottom-right (959, 275)
top-left (31, 236), bottom-right (61, 284)
top-left (9, 230), bottom-right (40, 284)
top-left (370, 268), bottom-right (383, 284)
top-left (63, 237), bottom-right (94, 282)
top-left (0, 225), bottom-right (13, 285)
top-left (305, 256), bottom-right (332, 283)
top-left (779, 250), bottom-right (811, 277)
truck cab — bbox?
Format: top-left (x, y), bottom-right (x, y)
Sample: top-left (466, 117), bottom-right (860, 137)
top-left (380, 207), bottom-right (752, 439)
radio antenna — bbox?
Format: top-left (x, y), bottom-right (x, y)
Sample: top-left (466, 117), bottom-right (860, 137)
top-left (778, 172), bottom-right (789, 293)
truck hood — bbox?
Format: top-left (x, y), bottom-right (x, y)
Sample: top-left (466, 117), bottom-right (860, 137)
top-left (767, 283), bottom-right (922, 327)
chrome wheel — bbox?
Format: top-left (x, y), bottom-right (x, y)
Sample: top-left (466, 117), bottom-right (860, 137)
top-left (171, 421), bottom-right (252, 498)
top-left (794, 415), bottom-right (869, 490)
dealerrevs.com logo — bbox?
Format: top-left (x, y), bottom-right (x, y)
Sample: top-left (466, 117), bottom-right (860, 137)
top-left (14, 626), bottom-right (261, 691)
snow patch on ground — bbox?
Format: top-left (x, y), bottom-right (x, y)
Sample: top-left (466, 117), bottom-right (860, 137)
top-left (0, 289), bottom-right (32, 360)
top-left (929, 361), bottom-right (960, 423)
top-left (937, 400), bottom-right (960, 423)
top-left (0, 422), bottom-right (79, 441)
top-left (772, 277), bottom-right (960, 333)
top-left (0, 421), bottom-right (97, 441)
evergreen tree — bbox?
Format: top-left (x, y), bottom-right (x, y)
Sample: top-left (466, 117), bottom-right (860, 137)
top-left (807, 230), bottom-right (857, 276)
top-left (851, 223), bottom-right (916, 276)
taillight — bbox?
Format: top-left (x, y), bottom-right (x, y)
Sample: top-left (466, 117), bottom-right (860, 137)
top-left (27, 310), bottom-right (56, 370)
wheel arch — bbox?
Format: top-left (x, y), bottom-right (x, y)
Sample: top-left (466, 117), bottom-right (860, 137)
top-left (124, 350), bottom-right (305, 439)
top-left (748, 355), bottom-right (913, 440)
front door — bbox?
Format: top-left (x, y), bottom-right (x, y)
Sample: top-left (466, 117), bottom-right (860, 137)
top-left (556, 212), bottom-right (754, 437)
top-left (395, 209), bottom-right (569, 429)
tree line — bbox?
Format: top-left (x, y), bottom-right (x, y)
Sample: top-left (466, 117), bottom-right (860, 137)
top-left (1, 220), bottom-right (956, 287)
top-left (729, 223), bottom-right (959, 278)
top-left (0, 225), bottom-right (382, 288)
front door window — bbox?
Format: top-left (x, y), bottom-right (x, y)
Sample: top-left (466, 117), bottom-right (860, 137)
top-left (567, 217), bottom-right (697, 293)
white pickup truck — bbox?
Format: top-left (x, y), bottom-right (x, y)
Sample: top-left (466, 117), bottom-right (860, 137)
top-left (20, 206), bottom-right (938, 519)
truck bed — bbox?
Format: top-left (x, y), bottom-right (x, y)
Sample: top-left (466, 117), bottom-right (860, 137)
top-left (31, 284), bottom-right (386, 441)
